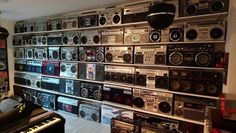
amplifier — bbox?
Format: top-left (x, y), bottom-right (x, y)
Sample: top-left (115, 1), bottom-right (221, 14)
top-left (101, 28), bottom-right (124, 44)
top-left (25, 73), bottom-right (42, 89)
top-left (48, 47), bottom-right (60, 60)
top-left (78, 46), bottom-right (104, 62)
top-left (103, 84), bottom-right (133, 106)
top-left (62, 31), bottom-right (80, 45)
top-left (62, 14), bottom-right (78, 29)
top-left (99, 7), bottom-right (122, 26)
top-left (47, 33), bottom-right (63, 45)
top-left (60, 47), bottom-right (78, 61)
top-left (15, 60), bottom-right (27, 72)
top-left (47, 16), bottom-right (62, 31)
top-left (60, 62), bottom-right (78, 78)
top-left (23, 20), bottom-right (35, 32)
top-left (78, 11), bottom-right (98, 27)
top-left (0, 72), bottom-right (9, 92)
top-left (58, 96), bottom-right (79, 115)
top-left (14, 72), bottom-right (27, 85)
top-left (80, 30), bottom-right (101, 45)
top-left (124, 26), bottom-right (149, 44)
top-left (42, 61), bottom-right (60, 76)
top-left (37, 92), bottom-right (57, 110)
top-left (26, 60), bottom-right (42, 73)
top-left (41, 76), bottom-right (60, 91)
top-left (79, 102), bottom-right (101, 122)
top-left (80, 81), bottom-right (103, 101)
top-left (14, 21), bottom-right (24, 33)
top-left (59, 79), bottom-right (80, 96)
top-left (79, 63), bottom-right (104, 81)
top-left (34, 17), bottom-right (48, 32)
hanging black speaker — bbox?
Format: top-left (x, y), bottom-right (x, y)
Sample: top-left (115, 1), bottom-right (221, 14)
top-left (0, 26), bottom-right (9, 39)
top-left (147, 2), bottom-right (176, 30)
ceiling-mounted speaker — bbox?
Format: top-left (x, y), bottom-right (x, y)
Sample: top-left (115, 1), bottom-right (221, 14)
top-left (147, 2), bottom-right (176, 30)
top-left (0, 26), bottom-right (9, 38)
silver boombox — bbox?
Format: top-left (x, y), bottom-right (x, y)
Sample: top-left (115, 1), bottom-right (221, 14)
top-left (32, 35), bottom-right (47, 45)
top-left (60, 62), bottom-right (78, 78)
top-left (80, 30), bottom-right (101, 45)
top-left (34, 17), bottom-right (48, 32)
top-left (25, 74), bottom-right (42, 89)
top-left (184, 20), bottom-right (226, 41)
top-left (60, 47), bottom-right (78, 61)
top-left (101, 28), bottom-right (124, 44)
top-left (99, 7), bottom-right (122, 26)
top-left (105, 46), bottom-right (134, 63)
top-left (25, 48), bottom-right (34, 59)
top-left (79, 102), bottom-right (101, 123)
top-left (47, 16), bottom-right (62, 31)
top-left (133, 89), bottom-right (173, 115)
top-left (48, 47), bottom-right (60, 60)
top-left (62, 14), bottom-right (78, 29)
top-left (62, 31), bottom-right (80, 45)
top-left (34, 47), bottom-right (48, 60)
top-left (124, 26), bottom-right (149, 44)
top-left (14, 48), bottom-right (25, 58)
top-left (24, 19), bottom-right (35, 32)
top-left (161, 24), bottom-right (184, 42)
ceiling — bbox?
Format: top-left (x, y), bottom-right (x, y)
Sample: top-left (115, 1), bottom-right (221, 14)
top-left (0, 0), bottom-right (137, 21)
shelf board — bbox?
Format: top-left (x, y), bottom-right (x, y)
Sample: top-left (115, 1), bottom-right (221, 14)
top-left (13, 12), bottom-right (228, 36)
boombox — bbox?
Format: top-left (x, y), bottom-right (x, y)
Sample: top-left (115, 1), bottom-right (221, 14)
top-left (37, 92), bottom-right (57, 110)
top-left (169, 69), bottom-right (223, 96)
top-left (13, 35), bottom-right (23, 46)
top-left (14, 21), bottom-right (24, 33)
top-left (32, 35), bottom-right (47, 45)
top-left (124, 26), bottom-right (149, 44)
top-left (103, 84), bottom-right (133, 106)
top-left (62, 14), bottom-right (78, 29)
top-left (60, 62), bottom-right (78, 78)
top-left (105, 46), bottom-right (134, 63)
top-left (180, 0), bottom-right (229, 17)
top-left (25, 48), bottom-right (34, 59)
top-left (25, 73), bottom-right (42, 89)
top-left (47, 33), bottom-right (63, 45)
top-left (174, 95), bottom-right (217, 121)
top-left (99, 7), bottom-right (122, 26)
top-left (167, 44), bottom-right (216, 67)
top-left (122, 2), bottom-right (150, 23)
top-left (42, 61), bottom-right (60, 76)
top-left (111, 118), bottom-right (140, 133)
top-left (60, 47), bottom-right (78, 61)
top-left (34, 17), bottom-right (48, 32)
top-left (105, 65), bottom-right (135, 85)
top-left (23, 20), bottom-right (34, 32)
top-left (14, 72), bottom-right (27, 85)
top-left (22, 35), bottom-right (33, 45)
top-left (34, 47), bottom-right (48, 60)
top-left (184, 20), bottom-right (226, 41)
top-left (0, 60), bottom-right (7, 71)
top-left (14, 48), bottom-right (25, 58)
top-left (101, 28), bottom-right (124, 44)
top-left (47, 16), bottom-right (62, 31)
top-left (78, 11), bottom-right (98, 27)
top-left (161, 24), bottom-right (184, 42)
top-left (62, 32), bottom-right (80, 45)
top-left (26, 60), bottom-right (42, 73)
top-left (135, 68), bottom-right (169, 89)
top-left (59, 79), bottom-right (80, 96)
top-left (58, 96), bottom-right (79, 115)
top-left (78, 46), bottom-right (104, 62)
top-left (80, 30), bottom-right (101, 45)
top-left (0, 72), bottom-right (9, 92)
top-left (22, 88), bottom-right (38, 104)
top-left (134, 45), bottom-right (167, 65)
top-left (80, 81), bottom-right (103, 101)
top-left (48, 47), bottom-right (60, 60)
top-left (41, 76), bottom-right (60, 91)
top-left (133, 89), bottom-right (173, 115)
top-left (14, 60), bottom-right (27, 72)
top-left (79, 102), bottom-right (101, 122)
top-left (79, 63), bottom-right (104, 81)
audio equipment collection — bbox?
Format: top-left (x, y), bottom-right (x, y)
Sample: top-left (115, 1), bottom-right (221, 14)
top-left (105, 46), bottom-right (133, 63)
top-left (34, 17), bottom-right (48, 32)
top-left (78, 11), bottom-right (98, 28)
top-left (79, 102), bottom-right (101, 122)
top-left (62, 15), bottom-right (78, 29)
top-left (80, 81), bottom-right (103, 101)
top-left (60, 47), bottom-right (78, 61)
top-left (48, 47), bottom-right (60, 60)
top-left (161, 24), bottom-right (184, 42)
top-left (124, 26), bottom-right (149, 44)
top-left (47, 33), bottom-right (63, 45)
top-left (99, 7), bottom-right (122, 26)
top-left (37, 92), bottom-right (57, 110)
top-left (26, 60), bottom-right (42, 73)
top-left (23, 20), bottom-right (35, 32)
top-left (25, 73), bottom-right (42, 89)
top-left (78, 46), bottom-right (104, 62)
top-left (34, 47), bottom-right (48, 60)
top-left (62, 31), bottom-right (80, 45)
top-left (59, 79), bottom-right (80, 96)
top-left (14, 60), bottom-right (27, 72)
top-left (79, 63), bottom-right (104, 81)
top-left (58, 96), bottom-right (79, 115)
top-left (32, 35), bottom-right (47, 45)
top-left (42, 61), bottom-right (60, 76)
top-left (60, 62), bottom-right (78, 78)
top-left (47, 16), bottom-right (62, 31)
top-left (101, 28), bottom-right (124, 44)
top-left (80, 30), bottom-right (101, 45)
top-left (14, 48), bottom-right (25, 58)
top-left (41, 76), bottom-right (60, 91)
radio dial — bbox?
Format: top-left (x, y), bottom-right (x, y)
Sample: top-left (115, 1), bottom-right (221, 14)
top-left (134, 97), bottom-right (144, 108)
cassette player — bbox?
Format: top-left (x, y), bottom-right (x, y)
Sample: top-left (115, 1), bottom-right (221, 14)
top-left (62, 31), bottom-right (80, 45)
top-left (26, 60), bottom-right (42, 73)
top-left (41, 76), bottom-right (60, 91)
top-left (134, 45), bottom-right (167, 65)
top-left (34, 17), bottom-right (48, 32)
top-left (34, 47), bottom-right (48, 60)
top-left (79, 102), bottom-right (101, 122)
top-left (99, 7), bottom-right (122, 26)
top-left (59, 79), bottom-right (80, 96)
top-left (105, 46), bottom-right (134, 64)
top-left (47, 33), bottom-right (63, 45)
top-left (47, 16), bottom-right (62, 31)
top-left (105, 65), bottom-right (135, 85)
top-left (58, 96), bottom-right (79, 115)
top-left (60, 47), bottom-right (78, 61)
top-left (80, 30), bottom-right (101, 45)
top-left (15, 60), bottom-right (27, 72)
top-left (135, 68), bottom-right (169, 89)
top-left (101, 28), bottom-right (124, 44)
top-left (62, 14), bottom-right (78, 29)
top-left (78, 11), bottom-right (98, 27)
top-left (25, 73), bottom-right (42, 89)
top-left (80, 81), bottom-right (103, 101)
top-left (23, 20), bottom-right (35, 32)
top-left (42, 61), bottom-right (60, 76)
top-left (60, 62), bottom-right (78, 78)
top-left (124, 26), bottom-right (149, 44)
top-left (79, 63), bottom-right (104, 81)
top-left (48, 47), bottom-right (60, 60)
top-left (103, 84), bottom-right (133, 106)
top-left (78, 46), bottom-right (104, 62)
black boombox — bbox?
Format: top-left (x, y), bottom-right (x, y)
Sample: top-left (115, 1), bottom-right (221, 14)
top-left (23, 20), bottom-right (35, 32)
top-left (161, 24), bottom-right (184, 42)
top-left (0, 60), bottom-right (7, 71)
top-left (78, 11), bottom-right (98, 28)
top-left (14, 21), bottom-right (24, 33)
top-left (26, 60), bottom-right (42, 73)
top-left (103, 84), bottom-right (133, 106)
top-left (101, 28), bottom-right (124, 44)
top-left (15, 60), bottom-right (27, 72)
top-left (169, 69), bottom-right (223, 96)
top-left (78, 46), bottom-right (104, 62)
top-left (47, 16), bottom-right (62, 31)
top-left (62, 31), bottom-right (80, 45)
top-left (79, 102), bottom-right (101, 122)
top-left (122, 2), bottom-right (150, 23)
top-left (22, 88), bottom-right (38, 104)
top-left (80, 30), bottom-right (101, 45)
top-left (99, 7), bottom-right (122, 26)
top-left (25, 48), bottom-right (34, 59)
top-left (135, 68), bottom-right (169, 89)
top-left (59, 79), bottom-right (80, 96)
top-left (25, 73), bottom-right (42, 89)
top-left (174, 95), bottom-right (218, 121)
top-left (134, 45), bottom-right (167, 65)
top-left (34, 47), bottom-right (48, 60)
top-left (47, 33), bottom-right (63, 45)
top-left (57, 96), bottom-right (79, 115)
top-left (80, 81), bottom-right (103, 101)
top-left (0, 72), bottom-right (9, 92)
top-left (41, 76), bottom-right (60, 91)
top-left (62, 15), bottom-right (78, 29)
top-left (60, 47), bottom-right (78, 61)
top-left (48, 47), bottom-right (60, 60)
top-left (42, 61), bottom-right (60, 76)
top-left (111, 118), bottom-right (140, 133)
top-left (133, 89), bottom-right (173, 115)
top-left (124, 26), bottom-right (149, 44)
top-left (14, 48), bottom-right (25, 58)
top-left (60, 62), bottom-right (78, 78)
top-left (78, 63), bottom-right (104, 81)
top-left (34, 17), bottom-right (48, 32)
top-left (32, 35), bottom-right (47, 45)
top-left (37, 92), bottom-right (57, 110)
top-left (105, 46), bottom-right (134, 64)
top-left (104, 65), bottom-right (135, 85)
top-left (180, 0), bottom-right (229, 17)
top-left (14, 73), bottom-right (27, 85)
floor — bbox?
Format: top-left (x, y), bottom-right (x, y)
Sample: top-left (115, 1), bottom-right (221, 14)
top-left (57, 111), bottom-right (110, 133)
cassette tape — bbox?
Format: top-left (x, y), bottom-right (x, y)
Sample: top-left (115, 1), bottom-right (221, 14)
top-left (47, 33), bottom-right (63, 45)
top-left (23, 19), bottom-right (35, 32)
top-left (99, 7), bottom-right (122, 26)
top-left (14, 21), bottom-right (24, 33)
top-left (25, 48), bottom-right (34, 59)
top-left (59, 79), bottom-right (80, 96)
top-left (105, 46), bottom-right (134, 64)
top-left (0, 72), bottom-right (9, 92)
top-left (62, 31), bottom-right (80, 45)
top-left (124, 26), bottom-right (149, 44)
top-left (79, 63), bottom-right (104, 81)
top-left (60, 62), bottom-right (78, 78)
top-left (34, 17), bottom-right (48, 31)
top-left (80, 30), bottom-right (101, 45)
top-left (62, 14), bottom-right (78, 29)
top-left (78, 11), bottom-right (98, 27)
top-left (26, 60), bottom-right (42, 73)
top-left (15, 60), bottom-right (27, 72)
top-left (78, 46), bottom-right (104, 62)
top-left (0, 60), bottom-right (7, 71)
top-left (47, 16), bottom-right (62, 31)
top-left (60, 47), bottom-right (78, 61)
top-left (25, 73), bottom-right (42, 89)
top-left (79, 102), bottom-right (101, 122)
top-left (101, 28), bottom-right (124, 44)
top-left (41, 76), bottom-right (60, 91)
top-left (14, 48), bottom-right (25, 58)
top-left (42, 61), bottom-right (60, 76)
top-left (58, 96), bottom-right (79, 115)
top-left (34, 47), bottom-right (48, 60)
top-left (32, 35), bottom-right (47, 45)
top-left (48, 47), bottom-right (60, 60)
